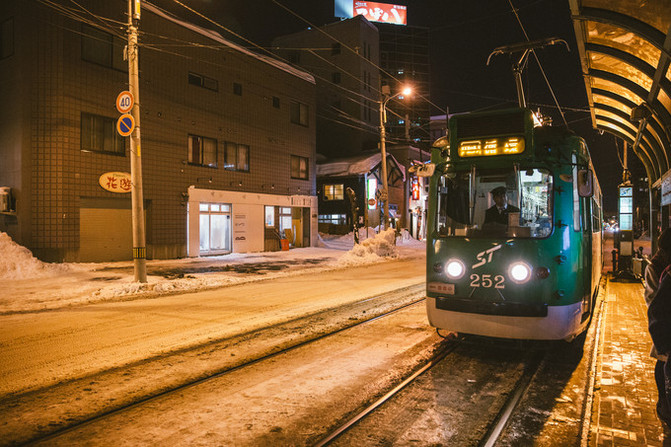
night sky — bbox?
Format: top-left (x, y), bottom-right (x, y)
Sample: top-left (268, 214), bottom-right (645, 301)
top-left (153, 0), bottom-right (639, 212)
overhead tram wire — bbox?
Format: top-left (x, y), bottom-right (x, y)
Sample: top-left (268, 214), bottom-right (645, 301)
top-left (507, 0), bottom-right (569, 128)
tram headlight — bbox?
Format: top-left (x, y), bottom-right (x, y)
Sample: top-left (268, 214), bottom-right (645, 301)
top-left (509, 262), bottom-right (532, 284)
top-left (444, 259), bottom-right (466, 280)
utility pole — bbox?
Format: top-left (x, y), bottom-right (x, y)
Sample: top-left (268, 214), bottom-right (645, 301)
top-left (128, 0), bottom-right (147, 282)
top-left (378, 88), bottom-right (390, 230)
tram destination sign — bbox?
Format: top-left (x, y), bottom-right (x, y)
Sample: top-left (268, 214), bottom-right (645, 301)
top-left (458, 136), bottom-right (525, 158)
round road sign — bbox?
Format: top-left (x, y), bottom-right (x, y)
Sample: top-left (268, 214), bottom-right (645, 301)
top-left (116, 91), bottom-right (134, 113)
top-left (117, 114), bottom-right (135, 136)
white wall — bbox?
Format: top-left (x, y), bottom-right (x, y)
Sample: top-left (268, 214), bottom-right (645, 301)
top-left (187, 186), bottom-right (318, 256)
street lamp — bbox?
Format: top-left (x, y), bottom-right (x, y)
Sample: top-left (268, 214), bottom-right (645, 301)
top-left (378, 85), bottom-right (412, 229)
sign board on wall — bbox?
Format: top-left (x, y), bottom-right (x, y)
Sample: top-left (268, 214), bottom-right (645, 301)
top-left (662, 169), bottom-right (671, 206)
top-left (335, 0), bottom-right (407, 25)
top-left (99, 172), bottom-right (132, 193)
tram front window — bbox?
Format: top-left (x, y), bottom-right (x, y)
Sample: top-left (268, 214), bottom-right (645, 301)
top-left (436, 168), bottom-right (553, 238)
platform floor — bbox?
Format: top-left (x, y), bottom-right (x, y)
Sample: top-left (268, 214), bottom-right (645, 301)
top-left (590, 275), bottom-right (670, 446)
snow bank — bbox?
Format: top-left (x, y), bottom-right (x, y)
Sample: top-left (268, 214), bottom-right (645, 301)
top-left (0, 232), bottom-right (69, 279)
top-left (338, 228), bottom-right (398, 266)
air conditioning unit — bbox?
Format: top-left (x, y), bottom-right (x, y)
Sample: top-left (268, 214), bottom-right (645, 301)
top-left (0, 187), bottom-right (11, 212)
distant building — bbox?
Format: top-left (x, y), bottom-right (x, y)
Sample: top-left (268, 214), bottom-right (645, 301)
top-left (273, 13), bottom-right (431, 236)
top-left (0, 1), bottom-right (317, 262)
top-left (317, 152), bottom-right (405, 232)
top-left (272, 15), bottom-right (381, 159)
top-left (378, 23), bottom-right (431, 147)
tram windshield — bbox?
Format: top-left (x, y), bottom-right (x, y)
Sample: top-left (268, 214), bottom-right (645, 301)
top-left (436, 168), bottom-right (553, 238)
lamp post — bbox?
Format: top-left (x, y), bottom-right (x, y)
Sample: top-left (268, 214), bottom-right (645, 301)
top-left (378, 85), bottom-right (411, 229)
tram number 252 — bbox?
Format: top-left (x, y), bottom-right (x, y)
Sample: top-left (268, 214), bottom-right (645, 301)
top-left (470, 274), bottom-right (505, 289)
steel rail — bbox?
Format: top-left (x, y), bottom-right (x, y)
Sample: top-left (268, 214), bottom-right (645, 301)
top-left (314, 339), bottom-right (461, 447)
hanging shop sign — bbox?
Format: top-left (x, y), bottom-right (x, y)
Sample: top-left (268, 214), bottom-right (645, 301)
top-left (99, 172), bottom-right (132, 193)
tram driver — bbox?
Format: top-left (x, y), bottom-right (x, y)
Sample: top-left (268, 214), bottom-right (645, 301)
top-left (483, 186), bottom-right (520, 228)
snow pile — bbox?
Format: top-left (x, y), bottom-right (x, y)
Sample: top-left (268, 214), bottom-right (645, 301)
top-left (0, 232), bottom-right (69, 280)
top-left (338, 228), bottom-right (398, 266)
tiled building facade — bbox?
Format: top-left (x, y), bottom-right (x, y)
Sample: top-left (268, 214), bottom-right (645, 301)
top-left (0, 1), bottom-right (317, 262)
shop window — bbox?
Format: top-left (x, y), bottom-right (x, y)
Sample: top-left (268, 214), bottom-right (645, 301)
top-left (323, 184), bottom-right (344, 201)
top-left (81, 23), bottom-right (126, 71)
top-left (224, 142), bottom-right (249, 172)
top-left (291, 155), bottom-right (308, 180)
top-left (265, 206), bottom-right (275, 227)
top-left (199, 203), bottom-right (231, 253)
top-left (318, 214), bottom-right (346, 225)
top-left (81, 112), bottom-right (125, 155)
top-left (279, 207), bottom-right (292, 233)
top-left (188, 134), bottom-right (217, 167)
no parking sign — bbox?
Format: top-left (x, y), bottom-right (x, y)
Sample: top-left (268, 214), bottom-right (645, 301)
top-left (117, 114), bottom-right (135, 136)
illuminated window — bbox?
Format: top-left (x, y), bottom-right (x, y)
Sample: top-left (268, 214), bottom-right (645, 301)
top-left (188, 135), bottom-right (217, 167)
top-left (323, 184), bottom-right (344, 201)
top-left (81, 113), bottom-right (125, 155)
top-left (291, 155), bottom-right (309, 179)
top-left (224, 142), bottom-right (249, 172)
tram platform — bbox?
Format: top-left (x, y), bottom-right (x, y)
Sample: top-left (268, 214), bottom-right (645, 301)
top-left (588, 272), bottom-right (669, 446)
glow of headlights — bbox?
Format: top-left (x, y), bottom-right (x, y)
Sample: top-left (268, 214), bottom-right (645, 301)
top-left (510, 262), bottom-right (531, 283)
top-left (445, 259), bottom-right (465, 279)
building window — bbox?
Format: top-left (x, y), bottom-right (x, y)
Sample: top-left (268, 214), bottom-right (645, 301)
top-left (318, 214), bottom-right (346, 225)
top-left (233, 82), bottom-right (242, 96)
top-left (290, 101), bottom-right (309, 127)
top-left (291, 155), bottom-right (308, 180)
top-left (332, 72), bottom-right (341, 84)
top-left (188, 72), bottom-right (218, 91)
top-left (81, 24), bottom-right (126, 71)
top-left (331, 43), bottom-right (341, 55)
top-left (224, 142), bottom-right (250, 172)
top-left (323, 184), bottom-right (344, 201)
top-left (81, 112), bottom-right (125, 155)
top-left (272, 96), bottom-right (280, 108)
top-left (188, 135), bottom-right (217, 167)
top-left (0, 18), bottom-right (13, 59)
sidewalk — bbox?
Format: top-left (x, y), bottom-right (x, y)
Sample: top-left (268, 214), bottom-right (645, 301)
top-left (589, 275), bottom-right (670, 446)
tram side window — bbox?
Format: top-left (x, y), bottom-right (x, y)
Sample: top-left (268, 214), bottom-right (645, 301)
top-left (436, 168), bottom-right (552, 239)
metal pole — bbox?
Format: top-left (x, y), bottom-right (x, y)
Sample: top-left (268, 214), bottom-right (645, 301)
top-left (379, 96), bottom-right (390, 230)
top-left (128, 0), bottom-right (147, 282)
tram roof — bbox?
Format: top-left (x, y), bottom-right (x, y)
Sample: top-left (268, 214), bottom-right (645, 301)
top-left (569, 0), bottom-right (671, 184)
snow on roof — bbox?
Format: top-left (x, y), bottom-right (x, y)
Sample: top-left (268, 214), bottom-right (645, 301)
top-left (143, 2), bottom-right (315, 84)
top-left (316, 152), bottom-right (405, 181)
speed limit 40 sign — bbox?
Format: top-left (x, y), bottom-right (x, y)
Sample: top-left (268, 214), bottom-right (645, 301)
top-left (116, 91), bottom-right (134, 114)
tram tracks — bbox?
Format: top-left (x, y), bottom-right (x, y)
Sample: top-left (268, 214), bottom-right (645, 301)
top-left (316, 336), bottom-right (547, 447)
top-left (1, 283), bottom-right (427, 446)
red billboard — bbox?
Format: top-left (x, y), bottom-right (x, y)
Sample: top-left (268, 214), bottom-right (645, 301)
top-left (353, 1), bottom-right (407, 26)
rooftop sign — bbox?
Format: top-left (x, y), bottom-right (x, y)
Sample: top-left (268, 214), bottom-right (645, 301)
top-left (335, 0), bottom-right (407, 26)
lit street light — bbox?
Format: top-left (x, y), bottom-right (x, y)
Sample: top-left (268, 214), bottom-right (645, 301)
top-left (378, 85), bottom-right (412, 229)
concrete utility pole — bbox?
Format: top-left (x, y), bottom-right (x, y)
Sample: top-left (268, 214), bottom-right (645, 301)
top-left (378, 88), bottom-right (391, 230)
top-left (378, 84), bottom-right (412, 230)
top-left (128, 0), bottom-right (147, 282)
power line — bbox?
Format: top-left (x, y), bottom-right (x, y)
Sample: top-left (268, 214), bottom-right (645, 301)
top-left (508, 0), bottom-right (569, 127)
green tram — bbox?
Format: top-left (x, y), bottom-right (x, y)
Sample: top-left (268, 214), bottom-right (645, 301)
top-left (425, 108), bottom-right (602, 341)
